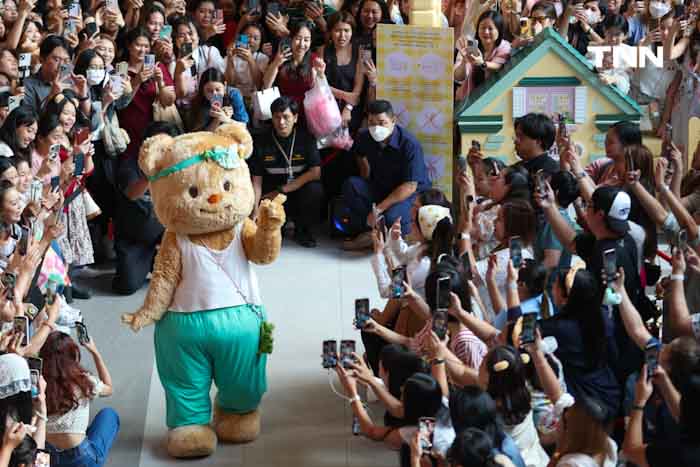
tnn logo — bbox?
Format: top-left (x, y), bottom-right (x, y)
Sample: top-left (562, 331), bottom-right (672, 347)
top-left (587, 46), bottom-right (664, 69)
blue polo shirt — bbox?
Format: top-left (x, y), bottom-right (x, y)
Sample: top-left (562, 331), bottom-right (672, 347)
top-left (352, 125), bottom-right (431, 198)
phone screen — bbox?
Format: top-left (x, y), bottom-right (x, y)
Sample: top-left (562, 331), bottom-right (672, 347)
top-left (520, 313), bottom-right (537, 344)
top-left (2, 272), bottom-right (16, 301)
top-left (418, 417), bottom-right (436, 450)
top-left (391, 267), bottom-right (406, 298)
top-left (30, 369), bottom-right (40, 398)
top-left (18, 53), bottom-right (31, 68)
top-left (34, 452), bottom-right (50, 467)
top-left (180, 42), bottom-right (193, 58)
top-left (355, 299), bottom-right (370, 329)
top-left (322, 340), bottom-right (338, 368)
top-left (674, 229), bottom-right (688, 251)
top-left (160, 24), bottom-right (172, 39)
top-left (460, 252), bottom-right (473, 281)
top-left (238, 34), bottom-right (249, 48)
top-left (74, 152), bottom-right (85, 177)
top-left (84, 21), bottom-right (97, 38)
top-left (13, 316), bottom-right (28, 347)
top-left (117, 61), bottom-right (128, 77)
top-left (432, 310), bottom-right (448, 340)
top-left (509, 236), bottom-right (523, 268)
top-left (268, 2), bottom-right (280, 15)
top-left (45, 279), bottom-right (58, 305)
top-left (144, 54), bottom-right (156, 69)
top-left (50, 176), bottom-right (60, 191)
top-left (645, 343), bottom-right (659, 379)
top-left (603, 248), bottom-right (617, 281)
top-left (18, 226), bottom-right (29, 256)
top-left (340, 340), bottom-right (356, 369)
top-left (76, 322), bottom-right (89, 345)
top-left (535, 169), bottom-right (546, 195)
top-left (60, 63), bottom-right (73, 82)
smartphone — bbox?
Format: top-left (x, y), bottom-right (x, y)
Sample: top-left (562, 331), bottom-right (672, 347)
top-left (509, 236), bottom-right (523, 268)
top-left (110, 74), bottom-right (123, 95)
top-left (466, 37), bottom-right (479, 54)
top-left (26, 356), bottom-right (42, 373)
top-left (105, 0), bottom-right (118, 10)
top-left (159, 24), bottom-right (173, 40)
top-left (457, 155), bottom-right (468, 172)
top-left (25, 303), bottom-right (39, 320)
top-left (359, 44), bottom-right (371, 64)
top-left (30, 369), bottom-right (40, 398)
top-left (663, 124), bottom-right (673, 159)
top-left (45, 278), bottom-right (58, 305)
top-left (471, 139), bottom-right (481, 151)
top-left (50, 176), bottom-right (60, 193)
top-left (75, 321), bottom-right (89, 345)
top-left (247, 0), bottom-right (261, 15)
top-left (375, 215), bottom-right (386, 241)
top-left (603, 248), bottom-right (617, 282)
top-left (354, 298), bottom-right (370, 330)
top-left (391, 267), bottom-right (407, 299)
top-left (460, 252), bottom-right (473, 281)
top-left (73, 152), bottom-right (85, 177)
top-left (63, 19), bottom-right (77, 36)
top-left (624, 148), bottom-right (635, 173)
top-left (17, 226), bottom-right (29, 256)
top-left (418, 417), bottom-right (436, 450)
top-left (645, 343), bottom-right (659, 379)
top-left (75, 126), bottom-right (90, 145)
top-left (116, 61), bottom-right (128, 77)
top-left (237, 34), bottom-right (249, 49)
top-left (68, 2), bottom-right (81, 18)
top-left (8, 95), bottom-right (22, 113)
top-left (674, 229), bottom-right (688, 252)
top-left (436, 275), bottom-right (450, 312)
top-left (180, 42), bottom-right (193, 58)
top-left (535, 169), bottom-right (546, 195)
top-left (83, 21), bottom-right (97, 38)
top-left (13, 316), bottom-right (28, 347)
top-left (59, 63), bottom-right (73, 83)
top-left (215, 8), bottom-right (224, 21)
top-left (519, 17), bottom-right (532, 37)
top-left (340, 340), bottom-right (356, 369)
top-left (432, 310), bottom-right (448, 340)
top-left (281, 37), bottom-right (292, 53)
top-left (520, 312), bottom-right (537, 345)
top-left (558, 113), bottom-right (568, 139)
top-left (2, 271), bottom-right (16, 301)
top-left (18, 53), bottom-right (31, 68)
top-left (29, 179), bottom-right (43, 204)
top-left (322, 340), bottom-right (338, 368)
top-left (144, 54), bottom-right (156, 70)
top-left (268, 2), bottom-right (280, 15)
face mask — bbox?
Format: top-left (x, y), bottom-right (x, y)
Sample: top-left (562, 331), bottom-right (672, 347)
top-left (584, 10), bottom-right (600, 24)
top-left (649, 1), bottom-right (671, 18)
top-left (369, 125), bottom-right (392, 142)
top-left (86, 69), bottom-right (105, 85)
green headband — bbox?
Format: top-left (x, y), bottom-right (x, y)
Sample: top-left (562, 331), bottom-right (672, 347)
top-left (147, 144), bottom-right (242, 182)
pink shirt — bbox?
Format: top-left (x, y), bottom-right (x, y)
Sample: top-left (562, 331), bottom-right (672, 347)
top-left (585, 157), bottom-right (623, 187)
top-left (31, 150), bottom-right (60, 185)
top-left (456, 40), bottom-right (512, 102)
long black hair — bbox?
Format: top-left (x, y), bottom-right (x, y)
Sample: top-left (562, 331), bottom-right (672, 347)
top-left (0, 106), bottom-right (37, 163)
top-left (281, 21), bottom-right (315, 82)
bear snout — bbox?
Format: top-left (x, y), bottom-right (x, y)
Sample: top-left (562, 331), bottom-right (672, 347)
top-left (208, 193), bottom-right (222, 204)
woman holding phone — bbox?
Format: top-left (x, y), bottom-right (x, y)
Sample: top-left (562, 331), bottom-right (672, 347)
top-left (185, 67), bottom-right (248, 132)
top-left (41, 331), bottom-right (118, 467)
top-left (0, 105), bottom-right (38, 163)
top-left (224, 24), bottom-right (269, 113)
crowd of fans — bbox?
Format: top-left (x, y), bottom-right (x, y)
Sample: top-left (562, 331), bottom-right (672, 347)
top-left (0, 0), bottom-right (693, 465)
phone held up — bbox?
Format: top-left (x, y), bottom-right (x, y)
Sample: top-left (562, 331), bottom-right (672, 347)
top-left (603, 248), bottom-right (617, 283)
top-left (322, 340), bottom-right (338, 368)
top-left (391, 266), bottom-right (407, 299)
top-left (509, 236), bottom-right (523, 268)
top-left (75, 321), bottom-right (90, 345)
top-left (644, 342), bottom-right (659, 380)
top-left (418, 417), bottom-right (436, 450)
top-left (354, 298), bottom-right (370, 330)
top-left (520, 312), bottom-right (537, 345)
top-left (340, 340), bottom-right (356, 369)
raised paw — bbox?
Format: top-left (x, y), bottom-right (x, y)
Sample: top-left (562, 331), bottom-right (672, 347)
top-left (258, 194), bottom-right (286, 231)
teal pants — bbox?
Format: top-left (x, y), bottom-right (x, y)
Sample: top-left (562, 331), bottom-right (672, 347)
top-left (154, 305), bottom-right (267, 428)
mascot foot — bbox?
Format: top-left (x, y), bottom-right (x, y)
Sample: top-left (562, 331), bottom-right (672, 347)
top-left (213, 406), bottom-right (260, 443)
top-left (166, 425), bottom-right (217, 458)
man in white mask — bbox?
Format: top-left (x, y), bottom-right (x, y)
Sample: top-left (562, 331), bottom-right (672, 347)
top-left (341, 99), bottom-right (431, 251)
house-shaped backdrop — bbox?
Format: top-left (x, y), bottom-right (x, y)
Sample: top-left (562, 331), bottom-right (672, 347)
top-left (454, 27), bottom-right (655, 165)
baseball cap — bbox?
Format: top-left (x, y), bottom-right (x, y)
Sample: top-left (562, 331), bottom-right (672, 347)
top-left (592, 186), bottom-right (630, 235)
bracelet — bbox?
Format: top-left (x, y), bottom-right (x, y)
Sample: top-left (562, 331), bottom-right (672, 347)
top-left (430, 358), bottom-right (445, 366)
top-left (345, 104), bottom-right (353, 111)
top-left (508, 282), bottom-right (518, 290)
top-left (575, 171), bottom-right (587, 180)
top-left (670, 274), bottom-right (684, 282)
top-left (458, 233), bottom-right (471, 241)
top-left (78, 94), bottom-right (90, 102)
top-left (631, 405), bottom-right (645, 411)
top-left (661, 184), bottom-right (670, 192)
top-left (348, 395), bottom-right (361, 404)
top-left (34, 411), bottom-right (47, 422)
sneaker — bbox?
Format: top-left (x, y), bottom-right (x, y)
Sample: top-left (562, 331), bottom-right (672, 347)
top-left (294, 227), bottom-right (317, 248)
top-left (69, 284), bottom-right (92, 300)
top-left (342, 231), bottom-right (373, 251)
top-left (56, 297), bottom-right (82, 328)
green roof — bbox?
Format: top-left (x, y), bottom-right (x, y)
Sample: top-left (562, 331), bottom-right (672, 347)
top-left (455, 27), bottom-right (641, 119)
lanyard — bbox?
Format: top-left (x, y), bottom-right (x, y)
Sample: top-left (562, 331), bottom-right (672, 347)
top-left (272, 129), bottom-right (297, 180)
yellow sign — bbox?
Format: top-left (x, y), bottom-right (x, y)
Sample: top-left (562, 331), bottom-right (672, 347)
top-left (377, 24), bottom-right (454, 198)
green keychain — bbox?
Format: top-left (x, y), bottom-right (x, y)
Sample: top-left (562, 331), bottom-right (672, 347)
top-left (258, 321), bottom-right (275, 355)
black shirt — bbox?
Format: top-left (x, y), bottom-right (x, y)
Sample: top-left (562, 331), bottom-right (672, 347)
top-left (249, 126), bottom-right (320, 194)
top-left (647, 440), bottom-right (700, 467)
top-left (512, 153), bottom-right (559, 179)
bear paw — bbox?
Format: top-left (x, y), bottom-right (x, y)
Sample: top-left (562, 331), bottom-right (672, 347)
top-left (213, 406), bottom-right (261, 443)
top-left (166, 425), bottom-right (217, 458)
top-left (258, 194), bottom-right (286, 231)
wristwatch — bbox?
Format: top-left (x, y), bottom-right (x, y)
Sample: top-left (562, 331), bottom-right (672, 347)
top-left (479, 62), bottom-right (487, 70)
top-left (345, 104), bottom-right (353, 112)
top-left (575, 170), bottom-right (587, 180)
top-left (430, 358), bottom-right (445, 366)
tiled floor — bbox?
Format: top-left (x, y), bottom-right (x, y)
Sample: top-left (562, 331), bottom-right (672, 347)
top-left (78, 233), bottom-right (397, 466)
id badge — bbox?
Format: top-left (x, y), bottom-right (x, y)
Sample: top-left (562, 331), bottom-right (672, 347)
top-left (287, 174), bottom-right (295, 184)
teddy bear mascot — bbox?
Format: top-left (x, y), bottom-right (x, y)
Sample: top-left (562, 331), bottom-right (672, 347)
top-left (120, 122), bottom-right (285, 458)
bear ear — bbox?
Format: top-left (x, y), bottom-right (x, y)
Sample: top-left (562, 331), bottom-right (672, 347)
top-left (138, 134), bottom-right (175, 178)
top-left (215, 122), bottom-right (253, 160)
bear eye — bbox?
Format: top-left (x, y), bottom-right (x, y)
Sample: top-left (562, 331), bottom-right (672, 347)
top-left (188, 186), bottom-right (199, 198)
top-left (223, 180), bottom-right (231, 191)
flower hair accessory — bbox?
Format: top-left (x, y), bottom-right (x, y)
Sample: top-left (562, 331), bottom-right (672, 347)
top-left (418, 205), bottom-right (452, 241)
top-left (493, 360), bottom-right (510, 372)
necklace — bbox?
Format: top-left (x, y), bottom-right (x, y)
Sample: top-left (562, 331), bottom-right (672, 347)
top-left (272, 129), bottom-right (297, 184)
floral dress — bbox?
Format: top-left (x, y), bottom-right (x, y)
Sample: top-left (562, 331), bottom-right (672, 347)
top-left (57, 183), bottom-right (94, 267)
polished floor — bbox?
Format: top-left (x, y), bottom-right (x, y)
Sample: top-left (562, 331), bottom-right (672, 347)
top-left (76, 233), bottom-right (397, 466)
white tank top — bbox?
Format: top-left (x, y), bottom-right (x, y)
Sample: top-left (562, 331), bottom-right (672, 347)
top-left (170, 223), bottom-right (261, 312)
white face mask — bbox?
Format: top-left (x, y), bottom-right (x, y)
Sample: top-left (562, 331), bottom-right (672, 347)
top-left (86, 69), bottom-right (105, 86)
top-left (584, 10), bottom-right (600, 24)
top-left (649, 1), bottom-right (671, 18)
top-left (369, 125), bottom-right (392, 142)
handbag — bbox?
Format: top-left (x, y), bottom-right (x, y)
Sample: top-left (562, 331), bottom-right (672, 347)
top-left (252, 87), bottom-right (281, 121)
top-left (153, 82), bottom-right (184, 131)
top-left (102, 111), bottom-right (130, 158)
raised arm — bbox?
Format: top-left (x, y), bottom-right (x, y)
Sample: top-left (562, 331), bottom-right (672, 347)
top-left (537, 182), bottom-right (577, 253)
top-left (667, 248), bottom-right (695, 338)
top-left (610, 268), bottom-right (653, 350)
